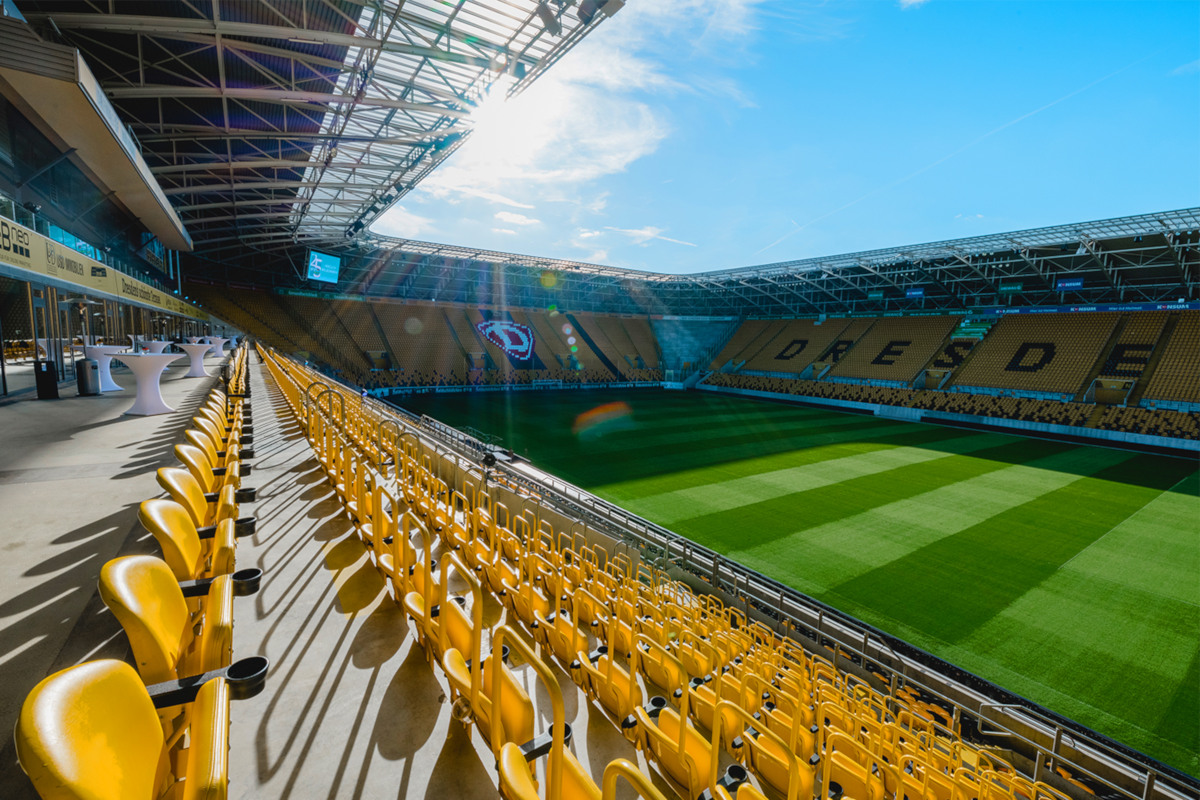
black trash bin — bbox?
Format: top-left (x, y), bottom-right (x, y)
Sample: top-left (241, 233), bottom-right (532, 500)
top-left (35, 360), bottom-right (59, 400)
top-left (77, 358), bottom-right (100, 396)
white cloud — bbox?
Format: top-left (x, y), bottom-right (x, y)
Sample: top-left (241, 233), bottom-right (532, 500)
top-left (371, 205), bottom-right (434, 239)
top-left (373, 0), bottom-right (769, 260)
top-left (396, 1), bottom-right (765, 208)
top-left (1171, 59), bottom-right (1200, 76)
top-left (899, 0), bottom-right (930, 7)
top-left (491, 228), bottom-right (518, 235)
top-left (581, 250), bottom-right (609, 263)
top-left (576, 229), bottom-right (603, 239)
top-left (495, 211), bottom-right (540, 226)
top-left (421, 184), bottom-right (534, 209)
top-left (605, 225), bottom-right (697, 247)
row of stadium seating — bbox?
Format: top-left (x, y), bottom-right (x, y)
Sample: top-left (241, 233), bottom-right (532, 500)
top-left (14, 346), bottom-right (268, 799)
top-left (259, 345), bottom-right (1082, 800)
top-left (187, 285), bottom-right (665, 390)
top-left (357, 366), bottom-right (660, 390)
top-left (700, 372), bottom-right (1200, 438)
top-left (189, 282), bottom-right (1198, 408)
top-left (711, 311), bottom-right (1197, 403)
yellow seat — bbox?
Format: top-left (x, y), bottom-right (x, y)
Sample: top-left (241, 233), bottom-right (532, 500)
top-left (820, 730), bottom-right (892, 800)
top-left (158, 466), bottom-right (239, 529)
top-left (186, 427), bottom-right (238, 470)
top-left (138, 498), bottom-right (235, 581)
top-left (15, 659), bottom-right (230, 800)
top-left (599, 759), bottom-right (670, 800)
top-left (494, 626), bottom-right (602, 800)
top-left (99, 555), bottom-right (233, 686)
top-left (175, 442), bottom-right (242, 494)
top-left (534, 607), bottom-right (588, 668)
top-left (632, 636), bottom-right (713, 800)
top-left (575, 628), bottom-right (642, 722)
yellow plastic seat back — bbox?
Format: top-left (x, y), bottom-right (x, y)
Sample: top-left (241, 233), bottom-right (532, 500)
top-left (138, 498), bottom-right (203, 581)
top-left (158, 467), bottom-right (211, 527)
top-left (175, 443), bottom-right (221, 493)
top-left (194, 415), bottom-right (227, 447)
top-left (16, 660), bottom-right (167, 800)
top-left (186, 428), bottom-right (223, 466)
top-left (99, 555), bottom-right (192, 684)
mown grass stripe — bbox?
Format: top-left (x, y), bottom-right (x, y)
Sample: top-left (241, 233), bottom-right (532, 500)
top-left (1155, 647), bottom-right (1199, 762)
top-left (596, 424), bottom-right (978, 501)
top-left (830, 454), bottom-right (1199, 644)
top-left (1059, 471), bottom-right (1200, 608)
top-left (669, 438), bottom-right (1073, 554)
top-left (954, 573), bottom-right (1198, 760)
top-left (623, 431), bottom-right (1012, 524)
top-left (732, 444), bottom-right (1126, 593)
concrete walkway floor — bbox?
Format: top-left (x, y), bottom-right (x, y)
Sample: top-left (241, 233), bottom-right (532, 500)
top-left (0, 355), bottom-right (663, 799)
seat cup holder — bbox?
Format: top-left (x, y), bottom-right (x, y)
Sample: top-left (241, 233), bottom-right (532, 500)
top-left (723, 764), bottom-right (749, 787)
top-left (232, 568), bottom-right (263, 596)
top-left (501, 644), bottom-right (511, 664)
top-left (595, 645), bottom-right (608, 656)
top-left (225, 656), bottom-right (269, 700)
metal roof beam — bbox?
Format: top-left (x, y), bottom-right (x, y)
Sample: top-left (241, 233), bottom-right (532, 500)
top-left (30, 13), bottom-right (522, 68)
top-left (106, 85), bottom-right (470, 119)
top-left (1160, 231), bottom-right (1193, 292)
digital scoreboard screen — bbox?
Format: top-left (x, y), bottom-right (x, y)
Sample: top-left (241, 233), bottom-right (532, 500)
top-left (307, 250), bottom-right (341, 283)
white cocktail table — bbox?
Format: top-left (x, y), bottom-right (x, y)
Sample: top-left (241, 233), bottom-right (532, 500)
top-left (177, 342), bottom-right (214, 378)
top-left (207, 337), bottom-right (230, 358)
top-left (143, 340), bottom-right (173, 354)
top-left (114, 352), bottom-right (183, 415)
top-left (187, 336), bottom-right (203, 344)
top-left (84, 344), bottom-right (127, 392)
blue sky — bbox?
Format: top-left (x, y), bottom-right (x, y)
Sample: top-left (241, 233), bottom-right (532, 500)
top-left (372, 0), bottom-right (1200, 275)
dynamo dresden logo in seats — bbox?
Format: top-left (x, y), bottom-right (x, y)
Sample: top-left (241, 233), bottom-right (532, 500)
top-left (476, 320), bottom-right (535, 360)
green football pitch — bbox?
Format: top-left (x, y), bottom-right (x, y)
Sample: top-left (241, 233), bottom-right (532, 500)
top-left (396, 388), bottom-right (1199, 775)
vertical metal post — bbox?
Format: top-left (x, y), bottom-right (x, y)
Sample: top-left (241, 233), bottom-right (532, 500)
top-left (1142, 771), bottom-right (1156, 800)
top-left (0, 314), bottom-right (7, 396)
top-left (1048, 727), bottom-right (1063, 774)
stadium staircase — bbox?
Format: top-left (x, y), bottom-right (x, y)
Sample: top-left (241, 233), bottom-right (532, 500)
top-left (652, 317), bottom-right (742, 378)
top-left (1072, 316), bottom-right (1130, 401)
top-left (367, 303), bottom-right (400, 368)
top-left (443, 308), bottom-right (493, 370)
top-left (565, 313), bottom-right (623, 378)
top-left (1125, 312), bottom-right (1180, 407)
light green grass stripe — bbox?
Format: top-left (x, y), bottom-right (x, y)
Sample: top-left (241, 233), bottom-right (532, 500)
top-left (596, 423), bottom-right (974, 501)
top-left (622, 432), bottom-right (1011, 524)
top-left (730, 445), bottom-right (1131, 593)
top-left (1059, 472), bottom-right (1200, 608)
top-left (959, 573), bottom-right (1199, 736)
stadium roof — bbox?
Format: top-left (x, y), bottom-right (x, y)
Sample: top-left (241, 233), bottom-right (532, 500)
top-left (20, 0), bottom-right (618, 259)
top-left (190, 206), bottom-right (1200, 318)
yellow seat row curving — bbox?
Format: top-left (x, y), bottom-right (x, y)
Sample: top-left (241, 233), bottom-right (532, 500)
top-left (15, 342), bottom-right (266, 800)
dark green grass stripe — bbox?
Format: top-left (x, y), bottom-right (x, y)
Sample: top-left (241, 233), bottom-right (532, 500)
top-left (829, 453), bottom-right (1198, 644)
top-left (1156, 646), bottom-right (1200, 751)
top-left (669, 438), bottom-right (1075, 553)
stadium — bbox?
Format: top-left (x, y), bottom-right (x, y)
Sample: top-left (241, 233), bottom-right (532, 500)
top-left (0, 2), bottom-right (1195, 800)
